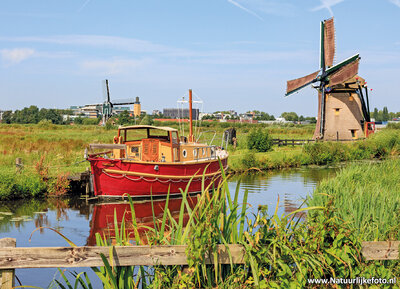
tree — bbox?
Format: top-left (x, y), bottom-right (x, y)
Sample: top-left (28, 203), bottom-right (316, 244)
top-left (117, 111), bottom-right (131, 125)
top-left (373, 108), bottom-right (379, 121)
top-left (140, 115), bottom-right (153, 125)
top-left (382, 106), bottom-right (389, 121)
top-left (39, 108), bottom-right (63, 124)
top-left (12, 105), bottom-right (40, 123)
top-left (1, 111), bottom-right (12, 123)
top-left (281, 112), bottom-right (299, 122)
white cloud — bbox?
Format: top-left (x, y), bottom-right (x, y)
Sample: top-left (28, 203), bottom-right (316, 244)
top-left (0, 48), bottom-right (35, 64)
top-left (389, 0), bottom-right (400, 7)
top-left (311, 0), bottom-right (345, 16)
top-left (0, 35), bottom-right (179, 55)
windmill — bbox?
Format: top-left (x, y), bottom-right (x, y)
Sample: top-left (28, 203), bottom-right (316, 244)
top-left (102, 79), bottom-right (138, 125)
top-left (286, 18), bottom-right (374, 140)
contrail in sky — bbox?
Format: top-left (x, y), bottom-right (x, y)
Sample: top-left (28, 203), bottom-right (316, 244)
top-left (77, 0), bottom-right (91, 13)
top-left (389, 0), bottom-right (400, 8)
top-left (311, 0), bottom-right (345, 17)
top-left (227, 0), bottom-right (264, 21)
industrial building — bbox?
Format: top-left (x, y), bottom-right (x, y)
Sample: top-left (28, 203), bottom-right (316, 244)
top-left (163, 108), bottom-right (199, 120)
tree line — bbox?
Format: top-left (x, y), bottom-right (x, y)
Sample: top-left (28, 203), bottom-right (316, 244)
top-left (372, 106), bottom-right (400, 122)
top-left (1, 106), bottom-right (72, 124)
top-left (2, 105), bottom-right (399, 125)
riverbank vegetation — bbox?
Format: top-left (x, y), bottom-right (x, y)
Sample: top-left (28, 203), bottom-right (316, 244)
top-left (51, 163), bottom-right (400, 288)
top-left (0, 122), bottom-right (399, 199)
top-left (308, 159), bottom-right (400, 241)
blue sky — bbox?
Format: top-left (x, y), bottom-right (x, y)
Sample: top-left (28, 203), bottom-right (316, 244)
top-left (1, 0), bottom-right (400, 117)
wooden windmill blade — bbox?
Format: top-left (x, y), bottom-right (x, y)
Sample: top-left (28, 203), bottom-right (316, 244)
top-left (322, 18), bottom-right (335, 68)
top-left (286, 71), bottom-right (320, 96)
top-left (328, 58), bottom-right (359, 86)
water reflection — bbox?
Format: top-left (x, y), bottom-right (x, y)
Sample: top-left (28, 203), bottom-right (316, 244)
top-left (0, 167), bottom-right (337, 287)
top-left (87, 197), bottom-right (197, 245)
top-left (228, 167), bottom-right (337, 216)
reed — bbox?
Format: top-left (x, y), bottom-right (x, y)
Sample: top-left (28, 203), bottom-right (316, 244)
top-left (53, 163), bottom-right (400, 288)
top-left (308, 159), bottom-right (400, 241)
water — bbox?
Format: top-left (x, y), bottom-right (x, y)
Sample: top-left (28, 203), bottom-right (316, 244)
top-left (0, 167), bottom-right (337, 287)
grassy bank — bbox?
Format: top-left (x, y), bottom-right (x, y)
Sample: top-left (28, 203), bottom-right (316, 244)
top-left (0, 123), bottom-right (313, 199)
top-left (49, 165), bottom-right (400, 288)
top-left (1, 122), bottom-right (399, 199)
top-left (308, 159), bottom-right (400, 241)
top-left (230, 129), bottom-right (400, 172)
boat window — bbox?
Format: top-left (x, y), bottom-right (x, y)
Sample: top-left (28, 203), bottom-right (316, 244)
top-left (171, 131), bottom-right (179, 144)
top-left (202, 148), bottom-right (206, 155)
top-left (124, 129), bottom-right (148, 142)
top-left (193, 149), bottom-right (197, 157)
top-left (182, 149), bottom-right (187, 158)
top-left (148, 129), bottom-right (170, 141)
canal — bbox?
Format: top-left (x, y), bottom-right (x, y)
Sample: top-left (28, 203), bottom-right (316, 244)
top-left (0, 166), bottom-right (337, 287)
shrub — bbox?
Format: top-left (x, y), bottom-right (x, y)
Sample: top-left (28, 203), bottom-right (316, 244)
top-left (82, 118), bottom-right (100, 125)
top-left (241, 151), bottom-right (258, 169)
top-left (247, 128), bottom-right (272, 152)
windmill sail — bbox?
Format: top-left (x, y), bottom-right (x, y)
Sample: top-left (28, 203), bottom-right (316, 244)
top-left (323, 18), bottom-right (335, 68)
top-left (286, 71), bottom-right (319, 96)
top-left (329, 59), bottom-right (359, 86)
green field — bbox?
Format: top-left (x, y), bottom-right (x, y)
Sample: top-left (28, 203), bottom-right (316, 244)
top-left (0, 122), bottom-right (399, 199)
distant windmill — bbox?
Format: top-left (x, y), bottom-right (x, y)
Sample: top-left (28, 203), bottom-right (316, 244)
top-left (286, 18), bottom-right (374, 140)
top-left (102, 79), bottom-right (138, 125)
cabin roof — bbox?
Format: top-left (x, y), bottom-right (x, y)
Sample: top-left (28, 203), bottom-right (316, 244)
top-left (118, 125), bottom-right (178, 132)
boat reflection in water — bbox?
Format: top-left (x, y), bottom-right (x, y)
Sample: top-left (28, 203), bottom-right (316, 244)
top-left (87, 196), bottom-right (198, 245)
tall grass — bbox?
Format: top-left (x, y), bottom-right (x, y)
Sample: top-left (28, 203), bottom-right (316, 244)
top-left (53, 163), bottom-right (400, 288)
top-left (308, 159), bottom-right (400, 241)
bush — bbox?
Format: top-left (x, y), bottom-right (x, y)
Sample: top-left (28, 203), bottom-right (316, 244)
top-left (386, 122), bottom-right (400, 129)
top-left (37, 119), bottom-right (56, 129)
top-left (82, 118), bottom-right (100, 125)
top-left (247, 128), bottom-right (272, 152)
top-left (0, 170), bottom-right (46, 200)
top-left (240, 151), bottom-right (258, 169)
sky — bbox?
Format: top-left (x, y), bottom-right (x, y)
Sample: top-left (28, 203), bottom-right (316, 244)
top-left (1, 0), bottom-right (400, 117)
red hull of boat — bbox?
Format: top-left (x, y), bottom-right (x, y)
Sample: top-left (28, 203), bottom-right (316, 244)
top-left (88, 157), bottom-right (228, 197)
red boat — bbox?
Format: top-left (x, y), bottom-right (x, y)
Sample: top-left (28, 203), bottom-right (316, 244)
top-left (87, 90), bottom-right (228, 198)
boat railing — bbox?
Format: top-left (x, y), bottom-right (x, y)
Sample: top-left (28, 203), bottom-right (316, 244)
top-left (193, 145), bottom-right (219, 161)
top-left (87, 144), bottom-right (127, 158)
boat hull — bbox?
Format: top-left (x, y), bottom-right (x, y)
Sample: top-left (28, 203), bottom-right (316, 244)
top-left (88, 157), bottom-right (228, 197)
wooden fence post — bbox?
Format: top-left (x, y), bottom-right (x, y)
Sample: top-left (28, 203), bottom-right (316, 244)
top-left (0, 238), bottom-right (16, 289)
top-left (15, 158), bottom-right (23, 173)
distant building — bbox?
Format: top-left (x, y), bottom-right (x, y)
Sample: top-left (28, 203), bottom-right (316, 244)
top-left (163, 108), bottom-right (199, 120)
top-left (133, 97), bottom-right (141, 117)
top-left (0, 110), bottom-right (4, 121)
top-left (152, 110), bottom-right (161, 116)
top-left (70, 104), bottom-right (132, 118)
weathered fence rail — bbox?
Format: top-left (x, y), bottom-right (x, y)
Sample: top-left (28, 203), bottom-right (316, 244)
top-left (361, 241), bottom-right (400, 261)
top-left (272, 138), bottom-right (360, 147)
top-left (272, 138), bottom-right (315, 146)
top-left (0, 238), bottom-right (398, 288)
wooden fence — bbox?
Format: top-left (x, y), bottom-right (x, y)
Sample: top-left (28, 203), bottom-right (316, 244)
top-left (272, 138), bottom-right (360, 147)
top-left (0, 238), bottom-right (398, 288)
top-left (272, 139), bottom-right (315, 146)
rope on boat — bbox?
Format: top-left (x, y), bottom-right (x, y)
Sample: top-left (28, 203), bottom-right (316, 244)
top-left (103, 168), bottom-right (224, 180)
top-left (101, 170), bottom-right (215, 183)
top-left (101, 167), bottom-right (227, 184)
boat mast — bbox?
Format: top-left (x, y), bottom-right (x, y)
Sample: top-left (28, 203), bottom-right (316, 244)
top-left (189, 89), bottom-right (194, 142)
